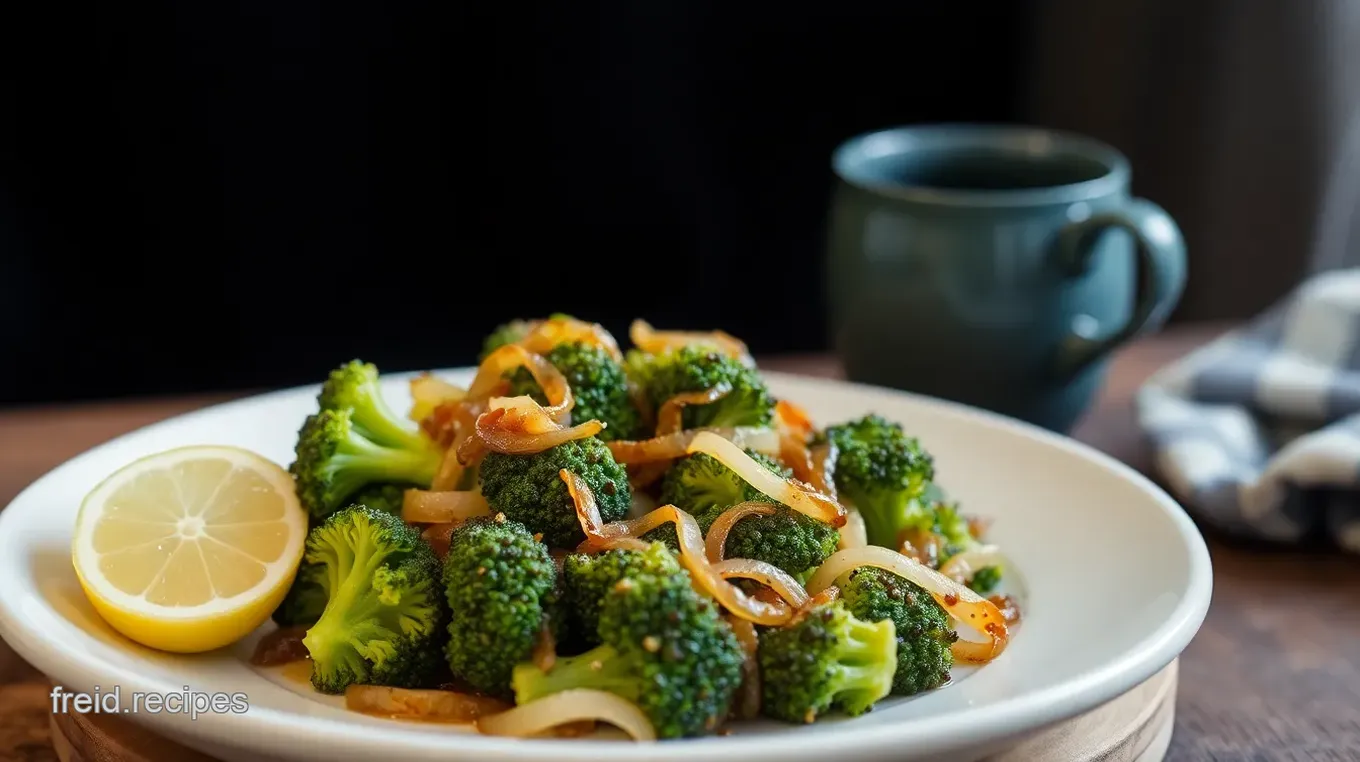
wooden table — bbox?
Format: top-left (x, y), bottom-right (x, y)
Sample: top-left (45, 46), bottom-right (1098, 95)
top-left (2, 324), bottom-right (1358, 761)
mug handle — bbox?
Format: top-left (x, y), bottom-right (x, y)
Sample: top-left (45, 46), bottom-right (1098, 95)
top-left (1051, 198), bottom-right (1187, 378)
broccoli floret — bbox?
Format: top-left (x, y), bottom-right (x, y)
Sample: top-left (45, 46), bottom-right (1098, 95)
top-left (289, 408), bottom-right (442, 521)
top-left (822, 415), bottom-right (935, 549)
top-left (928, 500), bottom-right (1004, 590)
top-left (480, 319), bottom-right (533, 360)
top-left (758, 600), bottom-right (897, 723)
top-left (710, 506), bottom-right (840, 580)
top-left (544, 569), bottom-right (585, 657)
top-left (299, 506), bottom-right (447, 694)
top-left (507, 341), bottom-right (643, 441)
top-left (659, 450), bottom-right (789, 517)
top-left (274, 487), bottom-right (409, 625)
top-left (318, 360), bottom-right (429, 452)
top-left (628, 345), bottom-right (774, 428)
top-left (560, 542), bottom-right (678, 646)
top-left (272, 559), bottom-right (328, 628)
top-left (512, 542), bottom-right (745, 738)
top-left (443, 516), bottom-right (557, 698)
top-left (478, 437), bottom-right (631, 549)
top-left (290, 361), bottom-right (440, 521)
top-left (652, 451), bottom-right (838, 578)
top-left (930, 500), bottom-right (973, 555)
top-left (837, 567), bottom-right (956, 696)
top-left (968, 566), bottom-right (1002, 594)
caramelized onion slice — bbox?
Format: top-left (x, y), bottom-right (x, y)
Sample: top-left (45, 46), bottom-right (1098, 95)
top-left (775, 400), bottom-right (816, 440)
top-left (584, 505), bottom-right (794, 626)
top-left (838, 509), bottom-right (867, 550)
top-left (403, 489), bottom-right (491, 523)
top-left (488, 395), bottom-right (566, 433)
top-left (409, 373), bottom-right (467, 423)
top-left (709, 558), bottom-right (809, 610)
top-left (455, 430), bottom-right (490, 467)
top-left (517, 316), bottom-right (624, 362)
top-left (630, 319), bottom-right (753, 365)
top-left (454, 344), bottom-right (595, 459)
top-left (346, 686), bottom-right (510, 723)
top-left (467, 345), bottom-right (573, 422)
top-left (898, 528), bottom-right (943, 569)
top-left (431, 430), bottom-right (472, 491)
top-left (546, 720), bottom-right (599, 739)
top-left (421, 395), bottom-right (480, 449)
top-left (687, 431), bottom-right (845, 527)
top-left (466, 345), bottom-right (529, 399)
top-left (431, 445), bottom-right (464, 492)
top-left (805, 585), bottom-right (840, 608)
top-left (475, 404), bottom-right (606, 456)
top-left (787, 585), bottom-right (841, 627)
top-left (627, 462), bottom-right (671, 491)
top-left (774, 401), bottom-right (817, 477)
top-left (584, 536), bottom-right (653, 553)
top-left (607, 427), bottom-right (779, 465)
top-left (251, 626), bottom-right (309, 666)
top-left (656, 386), bottom-right (731, 436)
top-left (420, 522), bottom-right (460, 559)
top-left (966, 514), bottom-right (994, 540)
top-left (705, 501), bottom-right (778, 563)
top-left (989, 594), bottom-right (1023, 625)
top-left (805, 546), bottom-right (1010, 664)
top-left (562, 469), bottom-right (605, 542)
top-left (565, 472), bottom-right (655, 554)
top-left (477, 689), bottom-right (655, 741)
top-left (779, 432), bottom-right (817, 488)
top-left (808, 440), bottom-right (839, 503)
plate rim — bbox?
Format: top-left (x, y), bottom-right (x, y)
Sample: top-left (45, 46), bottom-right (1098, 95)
top-left (0, 368), bottom-right (1214, 761)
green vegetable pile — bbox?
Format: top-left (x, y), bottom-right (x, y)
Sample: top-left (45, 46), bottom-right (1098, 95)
top-left (268, 315), bottom-right (1014, 740)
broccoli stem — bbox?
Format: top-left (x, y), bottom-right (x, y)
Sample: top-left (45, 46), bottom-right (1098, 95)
top-left (846, 488), bottom-right (925, 549)
top-left (511, 644), bottom-right (641, 705)
top-left (828, 617), bottom-right (898, 715)
top-left (330, 440), bottom-right (440, 498)
top-left (350, 396), bottom-right (428, 452)
top-left (302, 531), bottom-right (392, 675)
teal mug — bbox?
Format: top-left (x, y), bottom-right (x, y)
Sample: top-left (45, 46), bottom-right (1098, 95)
top-left (826, 124), bottom-right (1187, 432)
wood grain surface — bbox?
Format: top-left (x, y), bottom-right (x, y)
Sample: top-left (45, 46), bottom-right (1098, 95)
top-left (986, 661), bottom-right (1178, 762)
top-left (47, 707), bottom-right (218, 762)
top-left (2, 324), bottom-right (1358, 761)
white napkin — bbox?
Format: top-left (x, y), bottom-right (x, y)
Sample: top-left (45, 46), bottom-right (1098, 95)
top-left (1136, 269), bottom-right (1360, 551)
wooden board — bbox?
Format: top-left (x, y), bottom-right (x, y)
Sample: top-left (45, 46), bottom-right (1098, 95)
top-left (47, 709), bottom-right (217, 762)
top-left (987, 659), bottom-right (1177, 762)
top-left (24, 659), bottom-right (1178, 762)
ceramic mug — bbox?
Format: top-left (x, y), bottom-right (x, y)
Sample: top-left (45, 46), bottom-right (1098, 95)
top-left (825, 124), bottom-right (1187, 432)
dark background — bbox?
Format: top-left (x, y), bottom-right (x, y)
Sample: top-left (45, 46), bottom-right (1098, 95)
top-left (2, 2), bottom-right (1343, 407)
top-left (0, 2), bottom-right (1035, 406)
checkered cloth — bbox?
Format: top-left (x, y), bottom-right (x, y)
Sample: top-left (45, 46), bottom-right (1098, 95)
top-left (1136, 269), bottom-right (1360, 552)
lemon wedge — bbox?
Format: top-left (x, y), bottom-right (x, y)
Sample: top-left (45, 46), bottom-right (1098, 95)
top-left (72, 445), bottom-right (308, 653)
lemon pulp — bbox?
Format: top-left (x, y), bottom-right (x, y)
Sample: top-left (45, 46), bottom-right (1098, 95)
top-left (72, 446), bottom-right (308, 653)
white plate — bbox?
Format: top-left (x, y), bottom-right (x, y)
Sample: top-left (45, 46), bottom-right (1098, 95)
top-left (0, 370), bottom-right (1212, 762)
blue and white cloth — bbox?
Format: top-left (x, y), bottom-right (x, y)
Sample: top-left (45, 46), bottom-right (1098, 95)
top-left (1136, 269), bottom-right (1360, 552)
